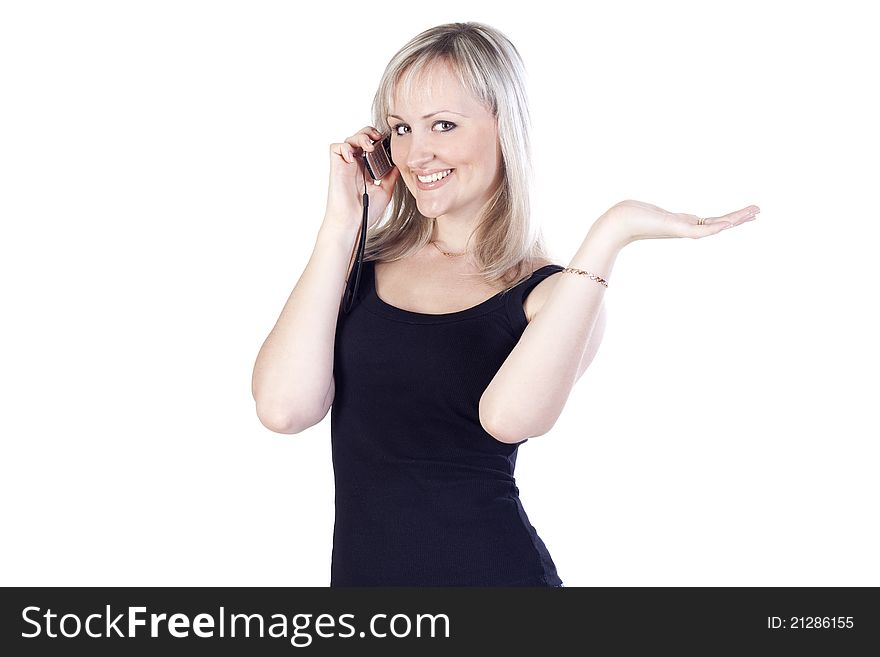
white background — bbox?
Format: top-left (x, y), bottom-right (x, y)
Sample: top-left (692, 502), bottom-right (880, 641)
top-left (2, 0), bottom-right (877, 586)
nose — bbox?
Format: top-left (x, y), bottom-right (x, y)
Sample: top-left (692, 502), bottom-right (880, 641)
top-left (404, 132), bottom-right (437, 172)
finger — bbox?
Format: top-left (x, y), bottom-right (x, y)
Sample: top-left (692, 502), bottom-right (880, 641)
top-left (362, 128), bottom-right (384, 151)
top-left (343, 139), bottom-right (372, 159)
top-left (698, 205), bottom-right (760, 231)
top-left (350, 127), bottom-right (383, 151)
top-left (701, 207), bottom-right (750, 224)
top-left (361, 126), bottom-right (384, 141)
top-left (676, 213), bottom-right (731, 238)
top-left (330, 143), bottom-right (348, 163)
top-left (331, 142), bottom-right (357, 165)
top-left (726, 205), bottom-right (760, 220)
top-left (725, 206), bottom-right (760, 227)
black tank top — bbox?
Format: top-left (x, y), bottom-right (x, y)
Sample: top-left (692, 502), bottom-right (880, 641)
top-left (331, 258), bottom-right (565, 586)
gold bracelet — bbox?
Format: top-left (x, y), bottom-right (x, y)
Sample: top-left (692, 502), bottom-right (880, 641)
top-left (561, 267), bottom-right (609, 287)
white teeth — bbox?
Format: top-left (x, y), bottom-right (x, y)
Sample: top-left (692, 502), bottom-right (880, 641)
top-left (417, 169), bottom-right (452, 183)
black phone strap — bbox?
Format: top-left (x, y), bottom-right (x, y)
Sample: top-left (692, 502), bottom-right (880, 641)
top-left (341, 158), bottom-right (370, 315)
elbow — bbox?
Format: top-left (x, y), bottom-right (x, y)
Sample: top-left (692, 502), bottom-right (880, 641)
top-left (482, 407), bottom-right (556, 444)
top-left (480, 398), bottom-right (507, 443)
top-left (486, 422), bottom-right (549, 445)
top-left (255, 402), bottom-right (317, 435)
top-left (490, 430), bottom-right (526, 445)
top-left (480, 402), bottom-right (533, 445)
top-left (483, 421), bottom-right (518, 444)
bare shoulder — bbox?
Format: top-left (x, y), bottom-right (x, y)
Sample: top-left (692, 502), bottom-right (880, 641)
top-left (524, 265), bottom-right (610, 327)
top-left (523, 268), bottom-right (565, 323)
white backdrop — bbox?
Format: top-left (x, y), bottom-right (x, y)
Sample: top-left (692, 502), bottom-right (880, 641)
top-left (2, 0), bottom-right (877, 586)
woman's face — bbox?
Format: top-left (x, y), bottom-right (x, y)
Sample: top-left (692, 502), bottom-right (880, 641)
top-left (387, 60), bottom-right (502, 223)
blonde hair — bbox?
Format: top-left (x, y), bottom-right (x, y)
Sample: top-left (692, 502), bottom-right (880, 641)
top-left (360, 21), bottom-right (556, 290)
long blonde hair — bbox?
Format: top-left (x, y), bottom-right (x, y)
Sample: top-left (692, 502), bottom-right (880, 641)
top-left (361, 21), bottom-right (556, 291)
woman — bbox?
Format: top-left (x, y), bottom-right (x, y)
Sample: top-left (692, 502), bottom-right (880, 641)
top-left (251, 22), bottom-right (758, 586)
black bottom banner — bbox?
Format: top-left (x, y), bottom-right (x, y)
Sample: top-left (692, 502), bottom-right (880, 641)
top-left (2, 586), bottom-right (876, 655)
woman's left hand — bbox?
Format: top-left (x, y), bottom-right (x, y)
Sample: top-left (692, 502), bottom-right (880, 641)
top-left (600, 199), bottom-right (760, 247)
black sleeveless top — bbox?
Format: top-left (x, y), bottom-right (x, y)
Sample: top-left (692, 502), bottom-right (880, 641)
top-left (330, 258), bottom-right (565, 586)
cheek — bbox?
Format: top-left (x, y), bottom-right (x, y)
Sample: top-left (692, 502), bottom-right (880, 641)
top-left (479, 151), bottom-right (499, 178)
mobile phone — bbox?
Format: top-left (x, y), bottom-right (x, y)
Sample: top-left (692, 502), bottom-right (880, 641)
top-left (363, 133), bottom-right (395, 181)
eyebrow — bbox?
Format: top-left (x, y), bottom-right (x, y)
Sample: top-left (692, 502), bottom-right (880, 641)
top-left (387, 110), bottom-right (468, 121)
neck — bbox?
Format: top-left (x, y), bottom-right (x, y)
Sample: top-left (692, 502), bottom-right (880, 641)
top-left (430, 216), bottom-right (478, 255)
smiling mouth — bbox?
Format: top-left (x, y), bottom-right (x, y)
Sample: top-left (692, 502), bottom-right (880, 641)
top-left (416, 168), bottom-right (453, 182)
top-left (415, 169), bottom-right (455, 189)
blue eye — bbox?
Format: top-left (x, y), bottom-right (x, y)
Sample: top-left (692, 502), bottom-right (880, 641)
top-left (391, 121), bottom-right (456, 136)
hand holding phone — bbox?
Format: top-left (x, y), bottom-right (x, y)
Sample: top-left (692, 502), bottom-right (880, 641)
top-left (325, 127), bottom-right (400, 233)
top-left (363, 133), bottom-right (395, 181)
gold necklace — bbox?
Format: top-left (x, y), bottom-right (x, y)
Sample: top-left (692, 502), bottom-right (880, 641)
top-left (430, 218), bottom-right (469, 257)
top-left (430, 240), bottom-right (467, 257)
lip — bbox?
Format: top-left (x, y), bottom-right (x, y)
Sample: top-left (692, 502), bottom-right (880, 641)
top-left (415, 168), bottom-right (455, 191)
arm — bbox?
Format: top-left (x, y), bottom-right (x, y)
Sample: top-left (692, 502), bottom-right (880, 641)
top-left (479, 212), bottom-right (624, 444)
top-left (574, 297), bottom-right (607, 381)
top-left (251, 218), bottom-right (360, 434)
top-left (523, 274), bottom-right (609, 383)
top-left (479, 199), bottom-right (759, 443)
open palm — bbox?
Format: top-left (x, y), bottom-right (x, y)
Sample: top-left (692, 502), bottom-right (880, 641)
top-left (607, 200), bottom-right (760, 245)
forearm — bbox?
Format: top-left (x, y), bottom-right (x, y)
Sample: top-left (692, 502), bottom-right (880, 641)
top-left (481, 214), bottom-right (625, 442)
top-left (252, 218), bottom-right (359, 432)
